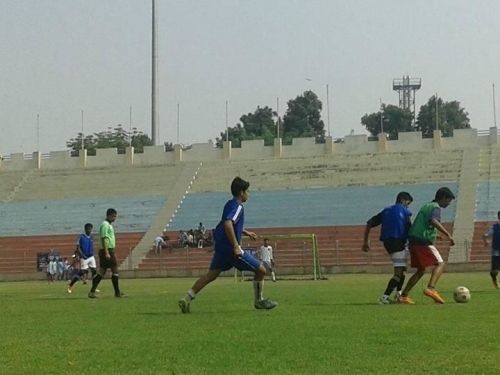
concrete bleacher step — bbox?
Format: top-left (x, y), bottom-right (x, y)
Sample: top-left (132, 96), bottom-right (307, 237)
top-left (190, 151), bottom-right (463, 193)
top-left (121, 162), bottom-right (203, 270)
top-left (0, 232), bottom-right (144, 272)
top-left (136, 225), bottom-right (400, 272)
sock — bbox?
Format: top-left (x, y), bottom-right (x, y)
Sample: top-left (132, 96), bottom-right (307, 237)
top-left (253, 280), bottom-right (263, 302)
top-left (490, 271), bottom-right (498, 282)
top-left (69, 276), bottom-right (78, 287)
top-left (383, 276), bottom-right (400, 296)
top-left (90, 274), bottom-right (102, 293)
top-left (185, 289), bottom-right (196, 302)
top-left (397, 275), bottom-right (406, 292)
top-left (271, 271), bottom-right (276, 281)
top-left (111, 274), bottom-right (120, 295)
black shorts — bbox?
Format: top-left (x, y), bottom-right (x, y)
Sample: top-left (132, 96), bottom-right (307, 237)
top-left (383, 239), bottom-right (406, 254)
top-left (98, 249), bottom-right (117, 269)
top-left (492, 256), bottom-right (500, 270)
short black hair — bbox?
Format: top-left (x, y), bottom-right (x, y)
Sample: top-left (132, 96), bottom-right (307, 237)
top-left (84, 223), bottom-right (93, 230)
top-left (231, 177), bottom-right (250, 196)
top-left (435, 187), bottom-right (455, 200)
top-left (106, 208), bottom-right (117, 216)
top-left (396, 191), bottom-right (413, 204)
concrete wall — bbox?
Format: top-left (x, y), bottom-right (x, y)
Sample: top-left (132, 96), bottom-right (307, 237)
top-left (1, 128), bottom-right (498, 172)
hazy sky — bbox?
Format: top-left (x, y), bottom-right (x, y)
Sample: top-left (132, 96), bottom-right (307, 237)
top-left (1, 0), bottom-right (499, 155)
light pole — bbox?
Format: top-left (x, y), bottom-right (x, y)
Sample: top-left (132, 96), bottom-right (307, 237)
top-left (379, 98), bottom-right (384, 134)
top-left (435, 93), bottom-right (439, 131)
top-left (177, 103), bottom-right (180, 144)
top-left (305, 79), bottom-right (331, 137)
top-left (129, 106), bottom-right (132, 147)
top-left (493, 83), bottom-right (497, 128)
top-left (81, 110), bottom-right (84, 151)
top-left (36, 114), bottom-right (40, 152)
top-left (225, 100), bottom-right (229, 142)
top-left (151, 0), bottom-right (158, 145)
top-left (276, 97), bottom-right (280, 139)
top-left (326, 84), bottom-right (331, 137)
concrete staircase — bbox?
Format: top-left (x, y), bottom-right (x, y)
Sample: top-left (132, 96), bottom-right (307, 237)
top-left (120, 162), bottom-right (203, 270)
top-left (3, 170), bottom-right (33, 203)
top-left (448, 148), bottom-right (480, 263)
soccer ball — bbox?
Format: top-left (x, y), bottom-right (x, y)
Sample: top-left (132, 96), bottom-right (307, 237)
top-left (453, 286), bottom-right (471, 303)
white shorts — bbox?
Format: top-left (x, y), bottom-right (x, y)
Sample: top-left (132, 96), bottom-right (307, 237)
top-left (80, 256), bottom-right (97, 270)
top-left (390, 249), bottom-right (407, 268)
top-left (48, 261), bottom-right (58, 275)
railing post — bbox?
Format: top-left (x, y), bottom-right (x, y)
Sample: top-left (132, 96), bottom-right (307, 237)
top-left (335, 240), bottom-right (339, 266)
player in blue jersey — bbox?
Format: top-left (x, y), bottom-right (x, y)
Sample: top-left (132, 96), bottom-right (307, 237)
top-left (483, 211), bottom-right (500, 289)
top-left (362, 192), bottom-right (413, 304)
top-left (178, 177), bottom-right (278, 313)
top-left (68, 223), bottom-right (96, 293)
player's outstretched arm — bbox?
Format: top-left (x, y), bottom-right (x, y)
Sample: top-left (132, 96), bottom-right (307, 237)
top-left (362, 224), bottom-right (371, 252)
top-left (483, 231), bottom-right (491, 247)
top-left (431, 218), bottom-right (454, 246)
top-left (243, 229), bottom-right (257, 240)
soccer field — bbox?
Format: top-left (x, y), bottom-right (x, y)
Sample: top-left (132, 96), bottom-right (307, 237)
top-left (1, 272), bottom-right (498, 374)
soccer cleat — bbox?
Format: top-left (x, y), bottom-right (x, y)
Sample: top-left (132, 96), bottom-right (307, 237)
top-left (378, 295), bottom-right (392, 305)
top-left (424, 288), bottom-right (445, 304)
top-left (493, 279), bottom-right (500, 289)
top-left (391, 291), bottom-right (402, 303)
top-left (254, 298), bottom-right (278, 310)
top-left (398, 295), bottom-right (415, 305)
top-left (88, 291), bottom-right (97, 299)
top-left (178, 298), bottom-right (190, 313)
top-left (67, 288), bottom-right (72, 294)
top-left (115, 292), bottom-right (125, 298)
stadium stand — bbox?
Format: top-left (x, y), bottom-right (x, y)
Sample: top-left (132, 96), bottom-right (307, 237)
top-left (4, 132), bottom-right (500, 278)
top-left (0, 164), bottom-right (185, 276)
top-left (136, 152), bottom-right (461, 274)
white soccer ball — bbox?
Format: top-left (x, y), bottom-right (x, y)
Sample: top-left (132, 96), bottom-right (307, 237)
top-left (453, 286), bottom-right (471, 303)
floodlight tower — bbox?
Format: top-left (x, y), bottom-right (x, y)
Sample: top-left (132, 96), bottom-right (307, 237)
top-left (151, 0), bottom-right (159, 145)
top-left (393, 75), bottom-right (421, 126)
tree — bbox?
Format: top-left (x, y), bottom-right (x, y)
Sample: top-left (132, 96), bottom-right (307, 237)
top-left (66, 125), bottom-right (153, 155)
top-left (282, 90), bottom-right (325, 144)
top-left (416, 95), bottom-right (470, 138)
top-left (215, 106), bottom-right (276, 148)
top-left (361, 104), bottom-right (414, 139)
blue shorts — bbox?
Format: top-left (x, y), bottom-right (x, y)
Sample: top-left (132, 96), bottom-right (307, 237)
top-left (209, 249), bottom-right (261, 272)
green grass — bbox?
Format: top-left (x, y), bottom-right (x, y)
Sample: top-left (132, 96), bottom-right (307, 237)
top-left (0, 272), bottom-right (499, 374)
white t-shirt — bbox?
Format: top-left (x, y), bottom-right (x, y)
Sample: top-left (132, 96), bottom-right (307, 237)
top-left (259, 245), bottom-right (273, 263)
top-left (154, 236), bottom-right (166, 248)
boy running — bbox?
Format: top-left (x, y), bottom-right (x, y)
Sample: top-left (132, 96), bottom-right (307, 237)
top-left (362, 192), bottom-right (413, 304)
top-left (178, 177), bottom-right (278, 313)
top-left (399, 187), bottom-right (455, 304)
top-left (482, 211), bottom-right (500, 289)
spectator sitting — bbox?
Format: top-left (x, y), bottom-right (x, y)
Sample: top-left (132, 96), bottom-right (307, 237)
top-left (178, 230), bottom-right (189, 247)
top-left (198, 222), bottom-right (206, 235)
top-left (187, 230), bottom-right (195, 246)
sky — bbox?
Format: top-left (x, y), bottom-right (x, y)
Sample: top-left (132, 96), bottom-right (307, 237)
top-left (1, 0), bottom-right (499, 155)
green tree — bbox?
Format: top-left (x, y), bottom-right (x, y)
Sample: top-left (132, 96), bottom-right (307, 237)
top-left (361, 104), bottom-right (414, 139)
top-left (282, 90), bottom-right (325, 144)
top-left (66, 125), bottom-right (153, 155)
top-left (215, 106), bottom-right (277, 148)
top-left (416, 95), bottom-right (470, 138)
